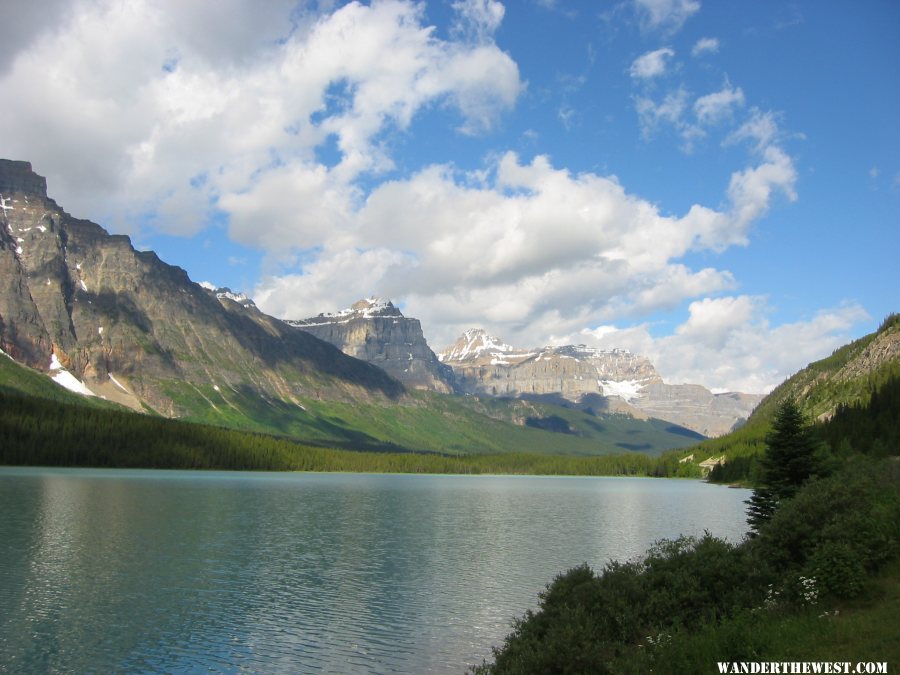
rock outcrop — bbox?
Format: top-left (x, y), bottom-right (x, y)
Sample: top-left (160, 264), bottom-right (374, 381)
top-left (439, 328), bottom-right (763, 437)
top-left (286, 298), bottom-right (455, 393)
top-left (0, 159), bottom-right (403, 415)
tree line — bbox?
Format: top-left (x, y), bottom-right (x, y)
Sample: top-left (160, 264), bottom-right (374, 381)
top-left (0, 387), bottom-right (700, 477)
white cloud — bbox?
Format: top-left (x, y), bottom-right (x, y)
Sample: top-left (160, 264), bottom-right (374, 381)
top-left (725, 108), bottom-right (782, 153)
top-left (562, 299), bottom-right (869, 393)
top-left (635, 87), bottom-right (690, 137)
top-left (726, 146), bottom-right (797, 230)
top-left (452, 0), bottom-right (505, 43)
top-left (252, 149), bottom-right (801, 352)
top-left (694, 85), bottom-right (745, 124)
top-left (629, 47), bottom-right (675, 79)
top-left (633, 0), bottom-right (701, 34)
top-left (0, 0), bottom-right (522, 233)
top-left (691, 37), bottom-right (719, 56)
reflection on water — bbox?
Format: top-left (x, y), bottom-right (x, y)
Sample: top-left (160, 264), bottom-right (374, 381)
top-left (0, 468), bottom-right (750, 672)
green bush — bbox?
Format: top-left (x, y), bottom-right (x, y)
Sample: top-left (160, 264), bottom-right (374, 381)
top-left (477, 459), bottom-right (900, 673)
top-left (750, 461), bottom-right (900, 602)
top-left (475, 533), bottom-right (765, 674)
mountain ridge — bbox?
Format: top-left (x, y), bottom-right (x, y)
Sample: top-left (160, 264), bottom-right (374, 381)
top-left (680, 313), bottom-right (899, 479)
top-left (438, 328), bottom-right (763, 437)
top-left (0, 159), bottom-right (405, 418)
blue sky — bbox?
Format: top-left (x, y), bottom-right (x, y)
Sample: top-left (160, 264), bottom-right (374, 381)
top-left (1, 0), bottom-right (897, 392)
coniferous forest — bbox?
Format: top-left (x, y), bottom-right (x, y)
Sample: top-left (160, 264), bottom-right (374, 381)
top-left (0, 388), bottom-right (696, 477)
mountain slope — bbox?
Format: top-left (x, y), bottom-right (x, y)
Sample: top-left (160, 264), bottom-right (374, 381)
top-left (1, 346), bottom-right (701, 458)
top-left (0, 160), bottom-right (404, 418)
top-left (679, 314), bottom-right (900, 475)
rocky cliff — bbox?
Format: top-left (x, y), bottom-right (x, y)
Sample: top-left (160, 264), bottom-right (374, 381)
top-left (286, 298), bottom-right (455, 393)
top-left (439, 328), bottom-right (763, 437)
top-left (0, 160), bottom-right (403, 416)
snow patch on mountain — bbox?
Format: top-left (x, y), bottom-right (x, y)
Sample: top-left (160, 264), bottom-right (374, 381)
top-left (286, 297), bottom-right (402, 327)
top-left (599, 379), bottom-right (644, 402)
top-left (49, 354), bottom-right (97, 397)
top-left (200, 283), bottom-right (257, 308)
top-left (108, 373), bottom-right (129, 393)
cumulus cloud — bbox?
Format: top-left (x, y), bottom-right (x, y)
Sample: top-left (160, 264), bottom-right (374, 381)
top-left (726, 108), bottom-right (782, 153)
top-left (629, 47), bottom-right (675, 79)
top-left (251, 148), bottom-right (801, 351)
top-left (559, 299), bottom-right (869, 393)
top-left (633, 0), bottom-right (700, 34)
top-left (691, 37), bottom-right (719, 56)
top-left (0, 0), bottom-right (522, 232)
top-left (635, 87), bottom-right (690, 138)
top-left (0, 0), bottom-right (823, 393)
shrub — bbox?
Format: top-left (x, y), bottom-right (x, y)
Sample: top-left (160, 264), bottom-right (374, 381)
top-left (751, 460), bottom-right (900, 602)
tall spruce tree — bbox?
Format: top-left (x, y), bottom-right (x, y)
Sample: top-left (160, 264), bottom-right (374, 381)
top-left (747, 397), bottom-right (822, 534)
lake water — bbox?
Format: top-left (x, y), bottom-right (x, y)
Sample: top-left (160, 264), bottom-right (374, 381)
top-left (0, 468), bottom-right (751, 673)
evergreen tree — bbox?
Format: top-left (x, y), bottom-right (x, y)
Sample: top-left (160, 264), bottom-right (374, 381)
top-left (747, 397), bottom-right (821, 534)
top-left (745, 486), bottom-right (778, 534)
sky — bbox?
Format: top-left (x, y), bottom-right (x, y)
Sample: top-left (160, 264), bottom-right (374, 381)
top-left (1, 0), bottom-right (897, 394)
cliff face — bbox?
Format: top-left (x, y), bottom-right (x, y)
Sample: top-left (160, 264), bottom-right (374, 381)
top-left (439, 329), bottom-right (763, 437)
top-left (286, 298), bottom-right (455, 394)
top-left (441, 330), bottom-right (661, 399)
top-left (0, 160), bottom-right (403, 415)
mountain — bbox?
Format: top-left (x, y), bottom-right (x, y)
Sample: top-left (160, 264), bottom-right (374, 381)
top-left (439, 328), bottom-right (763, 437)
top-left (440, 328), bottom-right (660, 399)
top-left (1, 158), bottom-right (706, 458)
top-left (0, 159), bottom-right (404, 419)
top-left (286, 297), bottom-right (455, 394)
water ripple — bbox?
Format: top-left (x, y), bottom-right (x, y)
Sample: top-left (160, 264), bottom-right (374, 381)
top-left (0, 469), bottom-right (750, 673)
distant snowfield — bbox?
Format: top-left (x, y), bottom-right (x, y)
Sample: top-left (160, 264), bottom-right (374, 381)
top-left (599, 379), bottom-right (643, 403)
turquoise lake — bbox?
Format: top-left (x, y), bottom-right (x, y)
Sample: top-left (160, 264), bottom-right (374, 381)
top-left (0, 468), bottom-right (751, 672)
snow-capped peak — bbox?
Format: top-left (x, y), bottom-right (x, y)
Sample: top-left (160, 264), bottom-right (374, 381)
top-left (439, 328), bottom-right (515, 362)
top-left (200, 283), bottom-right (256, 308)
top-left (348, 297), bottom-right (401, 317)
top-left (287, 297), bottom-right (403, 326)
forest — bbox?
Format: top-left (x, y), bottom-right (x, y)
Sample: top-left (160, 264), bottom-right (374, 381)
top-left (0, 387), bottom-right (699, 477)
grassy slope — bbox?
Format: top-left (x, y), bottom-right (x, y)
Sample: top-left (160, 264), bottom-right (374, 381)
top-left (0, 353), bottom-right (122, 409)
top-left (1, 352), bottom-right (701, 460)
top-left (759, 557), bottom-right (900, 666)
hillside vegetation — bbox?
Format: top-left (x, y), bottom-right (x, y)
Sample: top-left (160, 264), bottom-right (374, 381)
top-left (678, 314), bottom-right (899, 483)
top-left (1, 352), bottom-right (702, 473)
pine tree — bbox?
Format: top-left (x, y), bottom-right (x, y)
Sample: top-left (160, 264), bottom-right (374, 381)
top-left (747, 397), bottom-right (822, 534)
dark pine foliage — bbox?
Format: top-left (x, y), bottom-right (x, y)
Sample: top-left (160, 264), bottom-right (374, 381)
top-left (0, 388), bottom-right (699, 476)
top-left (821, 374), bottom-right (900, 458)
top-left (746, 397), bottom-right (824, 534)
